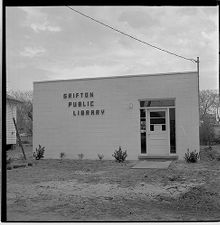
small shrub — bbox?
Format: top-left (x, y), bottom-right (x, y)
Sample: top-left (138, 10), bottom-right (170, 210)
top-left (112, 146), bottom-right (127, 163)
top-left (97, 153), bottom-right (104, 160)
top-left (184, 149), bottom-right (199, 163)
top-left (78, 153), bottom-right (84, 160)
top-left (60, 152), bottom-right (66, 160)
top-left (33, 145), bottom-right (45, 160)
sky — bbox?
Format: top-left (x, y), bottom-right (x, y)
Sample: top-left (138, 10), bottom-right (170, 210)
top-left (6, 6), bottom-right (219, 91)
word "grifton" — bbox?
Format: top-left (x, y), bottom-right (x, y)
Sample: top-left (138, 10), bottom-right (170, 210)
top-left (63, 92), bottom-right (94, 99)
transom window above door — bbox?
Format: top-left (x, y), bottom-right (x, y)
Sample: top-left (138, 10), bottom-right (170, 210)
top-left (140, 99), bottom-right (175, 107)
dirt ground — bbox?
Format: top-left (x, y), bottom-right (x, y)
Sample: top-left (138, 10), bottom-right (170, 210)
top-left (6, 145), bottom-right (220, 221)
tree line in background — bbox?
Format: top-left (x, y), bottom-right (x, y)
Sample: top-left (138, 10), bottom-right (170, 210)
top-left (8, 89), bottom-right (220, 146)
top-left (199, 89), bottom-right (219, 146)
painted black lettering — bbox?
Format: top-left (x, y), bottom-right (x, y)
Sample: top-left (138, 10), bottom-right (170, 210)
top-left (80, 93), bottom-right (83, 98)
top-left (86, 110), bottom-right (90, 115)
top-left (63, 94), bottom-right (67, 99)
top-left (85, 92), bottom-right (88, 98)
top-left (68, 102), bottom-right (72, 107)
top-left (76, 93), bottom-right (79, 98)
top-left (82, 101), bottom-right (86, 107)
top-left (73, 111), bottom-right (76, 116)
top-left (73, 102), bottom-right (77, 107)
top-left (96, 110), bottom-right (99, 115)
top-left (91, 110), bottom-right (94, 115)
top-left (90, 92), bottom-right (94, 98)
top-left (81, 110), bottom-right (84, 116)
top-left (68, 93), bottom-right (72, 98)
top-left (101, 109), bottom-right (105, 115)
top-left (78, 101), bottom-right (82, 107)
top-left (90, 101), bottom-right (94, 107)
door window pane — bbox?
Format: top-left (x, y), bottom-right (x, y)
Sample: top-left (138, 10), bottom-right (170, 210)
top-left (162, 125), bottom-right (166, 131)
top-left (150, 118), bottom-right (166, 124)
top-left (150, 111), bottom-right (165, 117)
top-left (169, 108), bottom-right (176, 153)
top-left (150, 125), bottom-right (154, 131)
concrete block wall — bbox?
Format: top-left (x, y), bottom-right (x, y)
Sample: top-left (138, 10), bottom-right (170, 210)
top-left (33, 72), bottom-right (199, 160)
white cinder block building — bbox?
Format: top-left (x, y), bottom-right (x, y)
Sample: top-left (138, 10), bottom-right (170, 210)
top-left (33, 71), bottom-right (199, 160)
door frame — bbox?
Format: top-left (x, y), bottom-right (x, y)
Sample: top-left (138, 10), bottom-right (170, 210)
top-left (139, 106), bottom-right (177, 156)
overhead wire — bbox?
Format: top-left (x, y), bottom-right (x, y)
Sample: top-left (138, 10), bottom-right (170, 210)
top-left (66, 6), bottom-right (197, 63)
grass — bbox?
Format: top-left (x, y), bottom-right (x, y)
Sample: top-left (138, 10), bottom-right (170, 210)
top-left (6, 144), bottom-right (220, 221)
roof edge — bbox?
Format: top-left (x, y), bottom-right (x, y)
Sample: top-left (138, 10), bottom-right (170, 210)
top-left (33, 71), bottom-right (197, 85)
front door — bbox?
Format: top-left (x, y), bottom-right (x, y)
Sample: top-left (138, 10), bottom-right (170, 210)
top-left (146, 109), bottom-right (169, 155)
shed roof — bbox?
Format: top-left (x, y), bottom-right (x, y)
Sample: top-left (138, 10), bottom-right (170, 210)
top-left (6, 94), bottom-right (23, 104)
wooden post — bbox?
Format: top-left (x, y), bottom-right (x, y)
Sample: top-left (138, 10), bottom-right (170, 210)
top-left (13, 117), bottom-right (27, 160)
top-left (196, 57), bottom-right (201, 150)
top-left (197, 57), bottom-right (200, 113)
top-left (196, 57), bottom-right (200, 131)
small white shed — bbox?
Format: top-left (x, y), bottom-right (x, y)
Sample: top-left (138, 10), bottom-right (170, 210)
top-left (6, 94), bottom-right (22, 147)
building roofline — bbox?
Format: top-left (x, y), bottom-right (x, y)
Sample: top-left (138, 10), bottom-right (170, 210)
top-left (33, 71), bottom-right (197, 85)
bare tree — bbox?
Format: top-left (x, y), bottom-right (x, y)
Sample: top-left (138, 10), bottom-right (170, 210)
top-left (199, 89), bottom-right (219, 146)
top-left (8, 90), bottom-right (33, 135)
top-left (200, 89), bottom-right (218, 122)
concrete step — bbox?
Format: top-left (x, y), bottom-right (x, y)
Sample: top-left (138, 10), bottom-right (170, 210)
top-left (132, 160), bottom-right (172, 169)
top-left (138, 155), bottom-right (178, 161)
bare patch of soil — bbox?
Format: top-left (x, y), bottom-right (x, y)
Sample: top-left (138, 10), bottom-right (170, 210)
top-left (6, 145), bottom-right (220, 221)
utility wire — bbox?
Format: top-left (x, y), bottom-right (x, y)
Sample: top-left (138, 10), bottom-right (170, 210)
top-left (66, 6), bottom-right (197, 63)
